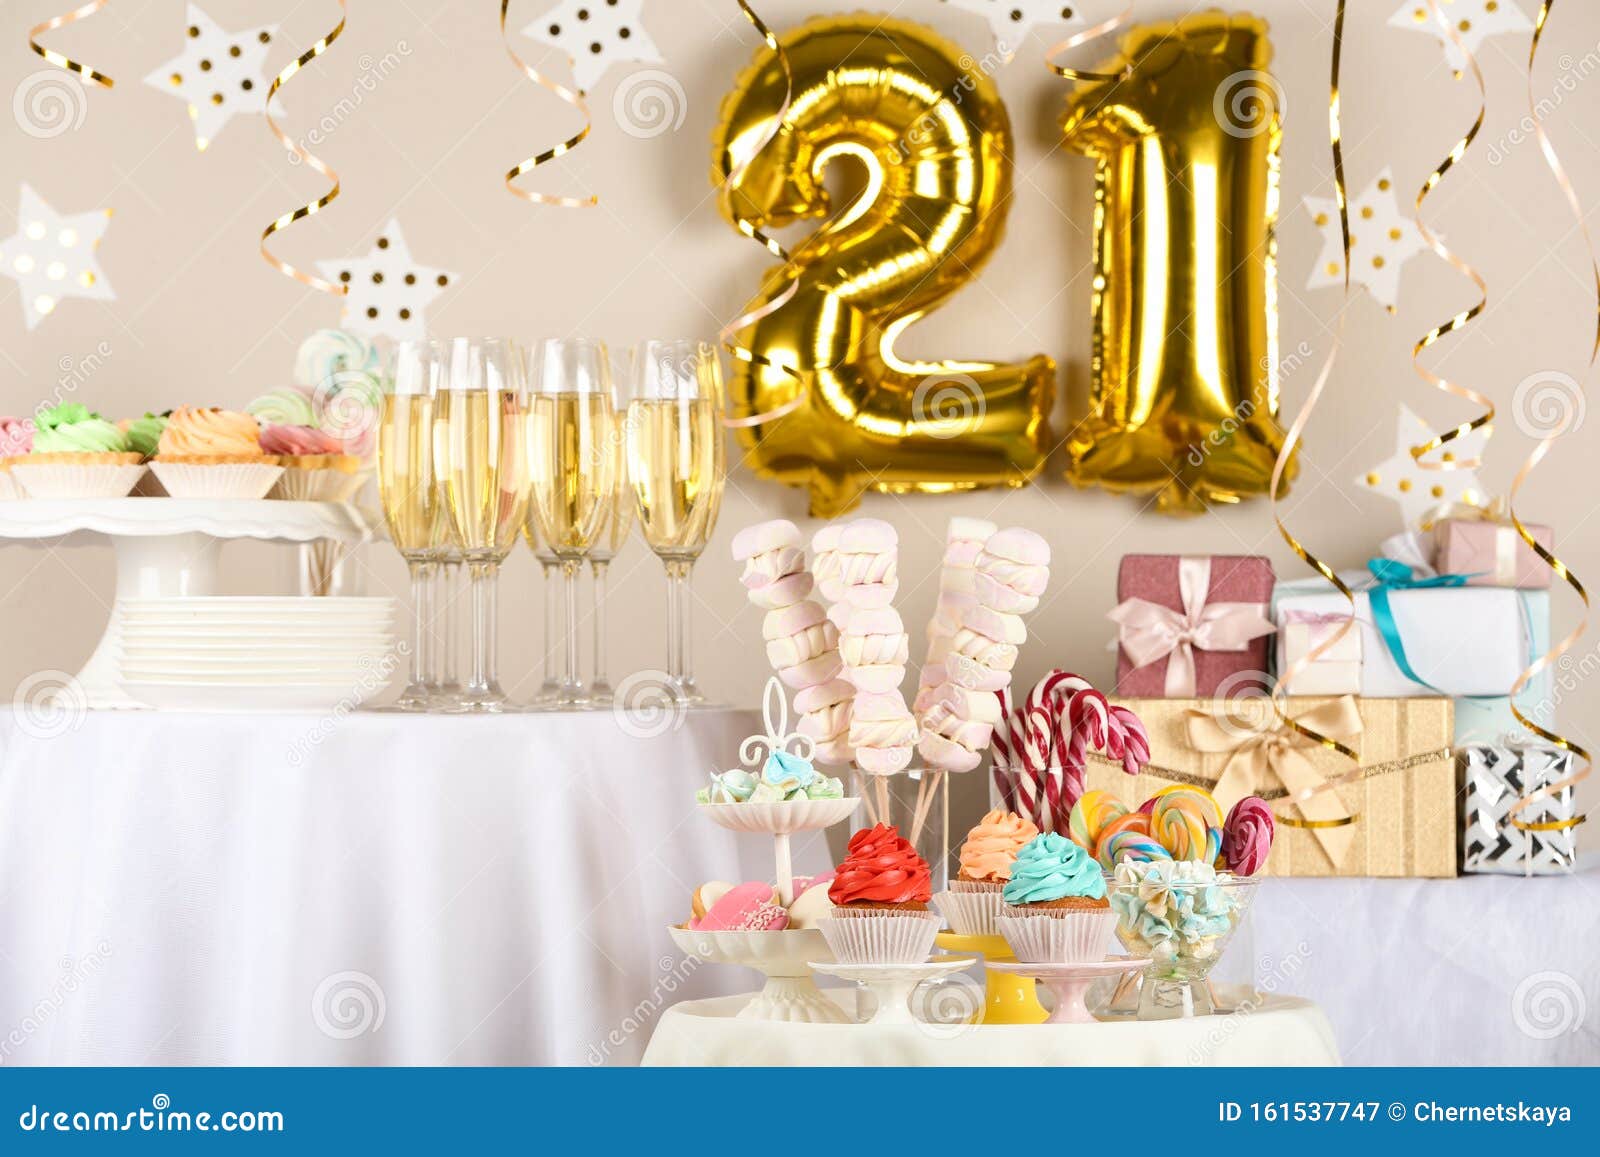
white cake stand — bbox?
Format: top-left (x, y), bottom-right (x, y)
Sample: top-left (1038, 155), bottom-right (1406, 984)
top-left (0, 498), bottom-right (379, 708)
top-left (986, 958), bottom-right (1151, 1024)
top-left (668, 926), bottom-right (847, 1024)
top-left (697, 796), bottom-right (859, 905)
top-left (808, 955), bottom-right (979, 1025)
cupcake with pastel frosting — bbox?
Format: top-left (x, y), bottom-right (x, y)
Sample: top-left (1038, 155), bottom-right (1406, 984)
top-left (996, 832), bottom-right (1117, 963)
top-left (0, 415), bottom-right (35, 498)
top-left (119, 412), bottom-right (169, 460)
top-left (149, 406), bottom-right (283, 498)
top-left (290, 330), bottom-right (383, 458)
top-left (257, 422), bottom-right (364, 501)
top-left (7, 404), bottom-right (146, 498)
top-left (934, 809), bottom-right (1040, 935)
top-left (819, 823), bottom-right (940, 963)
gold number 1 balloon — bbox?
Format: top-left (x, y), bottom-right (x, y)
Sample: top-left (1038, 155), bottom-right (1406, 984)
top-left (712, 15), bottom-right (1054, 518)
top-left (1061, 12), bottom-right (1296, 512)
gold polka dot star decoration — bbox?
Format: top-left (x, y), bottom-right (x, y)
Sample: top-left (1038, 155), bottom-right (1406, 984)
top-left (143, 4), bottom-right (281, 151)
top-left (314, 222), bottom-right (456, 343)
top-left (0, 184), bottom-right (114, 331)
top-left (1304, 168), bottom-right (1429, 312)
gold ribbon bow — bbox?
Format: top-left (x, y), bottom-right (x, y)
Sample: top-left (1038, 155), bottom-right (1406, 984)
top-left (1185, 696), bottom-right (1364, 868)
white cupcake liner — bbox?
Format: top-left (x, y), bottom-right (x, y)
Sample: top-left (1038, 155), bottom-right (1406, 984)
top-left (270, 466), bottom-right (369, 502)
top-left (997, 908), bottom-right (1117, 964)
top-left (9, 462), bottom-right (146, 499)
top-left (934, 885), bottom-right (1005, 936)
top-left (149, 462), bottom-right (283, 500)
top-left (819, 909), bottom-right (940, 964)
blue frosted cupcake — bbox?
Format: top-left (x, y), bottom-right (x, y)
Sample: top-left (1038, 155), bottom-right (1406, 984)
top-left (996, 833), bottom-right (1117, 963)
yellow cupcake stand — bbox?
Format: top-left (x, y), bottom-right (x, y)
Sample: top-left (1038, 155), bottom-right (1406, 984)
top-left (934, 931), bottom-right (1048, 1024)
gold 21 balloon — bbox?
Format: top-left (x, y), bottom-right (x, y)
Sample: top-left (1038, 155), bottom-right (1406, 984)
top-left (1062, 13), bottom-right (1297, 513)
top-left (712, 15), bottom-right (1054, 518)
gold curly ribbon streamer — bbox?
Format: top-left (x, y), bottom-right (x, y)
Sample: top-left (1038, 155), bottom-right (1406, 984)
top-left (1408, 0), bottom-right (1494, 470)
top-left (260, 1), bottom-right (347, 296)
top-left (1267, 1), bottom-right (1361, 801)
top-left (500, 1), bottom-right (596, 209)
top-left (29, 0), bottom-right (114, 88)
top-left (1044, 2), bottom-right (1133, 82)
top-left (717, 1), bottom-right (806, 430)
top-left (1504, 1), bottom-right (1591, 834)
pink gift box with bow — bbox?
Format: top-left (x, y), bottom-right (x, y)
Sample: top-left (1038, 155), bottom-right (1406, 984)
top-left (1433, 517), bottom-right (1555, 589)
top-left (1110, 554), bottom-right (1276, 697)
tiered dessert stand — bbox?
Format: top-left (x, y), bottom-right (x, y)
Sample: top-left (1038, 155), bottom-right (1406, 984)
top-left (669, 679), bottom-right (860, 1024)
top-left (0, 498), bottom-right (379, 708)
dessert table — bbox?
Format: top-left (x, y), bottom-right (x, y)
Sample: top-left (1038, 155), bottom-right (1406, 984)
top-left (0, 706), bottom-right (834, 1067)
top-left (641, 991), bottom-right (1341, 1065)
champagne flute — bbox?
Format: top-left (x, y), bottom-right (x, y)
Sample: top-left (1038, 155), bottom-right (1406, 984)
top-left (623, 340), bottom-right (726, 706)
top-left (587, 448), bottom-right (633, 707)
top-left (376, 340), bottom-right (444, 711)
top-left (431, 545), bottom-right (466, 710)
top-left (525, 338), bottom-right (620, 709)
top-left (434, 337), bottom-right (530, 712)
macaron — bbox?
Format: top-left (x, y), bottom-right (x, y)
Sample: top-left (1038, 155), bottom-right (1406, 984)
top-left (692, 881), bottom-right (789, 932)
top-left (731, 520), bottom-right (801, 560)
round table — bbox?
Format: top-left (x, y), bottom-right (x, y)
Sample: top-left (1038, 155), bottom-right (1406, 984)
top-left (641, 991), bottom-right (1341, 1066)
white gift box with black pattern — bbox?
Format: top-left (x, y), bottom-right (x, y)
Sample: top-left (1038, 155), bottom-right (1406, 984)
top-left (1461, 746), bottom-right (1579, 876)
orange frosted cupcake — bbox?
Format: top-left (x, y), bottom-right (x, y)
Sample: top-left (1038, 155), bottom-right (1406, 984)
top-left (934, 809), bottom-right (1040, 935)
top-left (151, 407), bottom-right (283, 498)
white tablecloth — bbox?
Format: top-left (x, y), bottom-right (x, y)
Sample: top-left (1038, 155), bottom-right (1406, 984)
top-left (1248, 861), bottom-right (1600, 1065)
top-left (641, 992), bottom-right (1340, 1066)
top-left (0, 708), bottom-right (835, 1066)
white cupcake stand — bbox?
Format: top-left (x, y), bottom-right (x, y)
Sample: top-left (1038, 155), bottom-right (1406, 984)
top-left (0, 498), bottom-right (379, 709)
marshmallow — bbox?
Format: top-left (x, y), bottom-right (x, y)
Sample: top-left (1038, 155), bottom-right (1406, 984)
top-left (976, 553), bottom-right (1049, 598)
top-left (942, 652), bottom-right (1012, 692)
top-left (973, 570), bottom-right (1039, 614)
top-left (916, 732), bottom-right (983, 773)
top-left (855, 745), bottom-right (914, 775)
top-left (731, 519), bottom-right (802, 560)
top-left (740, 546), bottom-right (805, 589)
top-left (778, 652), bottom-right (843, 689)
top-left (947, 517), bottom-right (998, 543)
top-left (951, 628), bottom-right (1018, 671)
top-left (793, 678), bottom-right (853, 715)
top-left (838, 518), bottom-right (897, 553)
top-left (747, 571), bottom-right (814, 609)
top-left (922, 680), bottom-right (1003, 725)
top-left (763, 601), bottom-right (825, 639)
top-left (983, 527), bottom-right (1050, 567)
top-left (963, 606), bottom-right (1027, 646)
top-left (766, 620), bottom-right (836, 669)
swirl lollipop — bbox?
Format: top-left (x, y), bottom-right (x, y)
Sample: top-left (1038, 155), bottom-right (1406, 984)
top-left (1221, 796), bottom-right (1276, 876)
top-left (1150, 785), bottom-right (1222, 861)
top-left (1068, 790), bottom-right (1128, 852)
top-left (1097, 828), bottom-right (1173, 871)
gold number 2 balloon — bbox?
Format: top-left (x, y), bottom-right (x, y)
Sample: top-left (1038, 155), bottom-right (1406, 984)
top-left (1061, 12), bottom-right (1296, 512)
top-left (712, 15), bottom-right (1054, 518)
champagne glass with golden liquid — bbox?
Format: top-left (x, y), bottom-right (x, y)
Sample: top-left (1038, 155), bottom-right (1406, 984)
top-left (434, 338), bottom-right (530, 712)
top-left (623, 340), bottom-right (726, 706)
top-left (586, 445), bottom-right (633, 707)
top-left (525, 338), bottom-right (619, 709)
top-left (377, 340), bottom-right (445, 711)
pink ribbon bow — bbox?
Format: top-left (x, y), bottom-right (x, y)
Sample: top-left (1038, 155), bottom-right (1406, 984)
top-left (1107, 557), bottom-right (1276, 697)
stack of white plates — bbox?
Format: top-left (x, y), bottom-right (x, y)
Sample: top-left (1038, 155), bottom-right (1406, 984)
top-left (117, 597), bottom-right (399, 712)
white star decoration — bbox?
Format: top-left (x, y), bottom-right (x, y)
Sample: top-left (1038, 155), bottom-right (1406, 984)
top-left (522, 0), bottom-right (662, 94)
top-left (1304, 168), bottom-right (1430, 311)
top-left (144, 5), bottom-right (282, 151)
top-left (315, 222), bottom-right (456, 343)
top-left (1355, 403), bottom-right (1487, 528)
top-left (0, 185), bottom-right (113, 331)
top-left (944, 0), bottom-right (1085, 61)
top-left (1389, 0), bottom-right (1533, 77)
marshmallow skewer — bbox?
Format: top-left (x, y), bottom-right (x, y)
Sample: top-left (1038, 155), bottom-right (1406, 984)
top-left (916, 526), bottom-right (1051, 777)
top-left (731, 521), bottom-right (852, 764)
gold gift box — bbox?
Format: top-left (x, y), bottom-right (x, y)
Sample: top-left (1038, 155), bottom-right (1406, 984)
top-left (1100, 696), bottom-right (1457, 878)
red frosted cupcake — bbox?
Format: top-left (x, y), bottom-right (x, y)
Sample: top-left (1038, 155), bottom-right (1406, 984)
top-left (820, 823), bottom-right (939, 963)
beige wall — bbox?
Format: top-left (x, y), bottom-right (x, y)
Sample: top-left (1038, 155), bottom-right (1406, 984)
top-left (2, 1), bottom-right (1595, 845)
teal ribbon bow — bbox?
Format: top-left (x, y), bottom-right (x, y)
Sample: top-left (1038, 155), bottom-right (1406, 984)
top-left (1363, 559), bottom-right (1469, 691)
